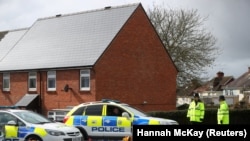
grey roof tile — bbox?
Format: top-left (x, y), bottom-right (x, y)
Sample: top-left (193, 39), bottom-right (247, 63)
top-left (0, 3), bottom-right (140, 71)
top-left (0, 29), bottom-right (28, 61)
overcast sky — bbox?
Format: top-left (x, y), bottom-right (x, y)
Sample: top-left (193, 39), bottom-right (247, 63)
top-left (0, 0), bottom-right (249, 80)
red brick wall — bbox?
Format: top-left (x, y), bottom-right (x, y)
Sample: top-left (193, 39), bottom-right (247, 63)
top-left (94, 5), bottom-right (177, 112)
top-left (39, 70), bottom-right (96, 115)
top-left (0, 70), bottom-right (96, 115)
top-left (0, 72), bottom-right (29, 106)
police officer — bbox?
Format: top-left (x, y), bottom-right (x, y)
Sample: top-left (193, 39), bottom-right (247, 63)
top-left (111, 107), bottom-right (121, 116)
top-left (187, 93), bottom-right (205, 124)
top-left (217, 95), bottom-right (229, 124)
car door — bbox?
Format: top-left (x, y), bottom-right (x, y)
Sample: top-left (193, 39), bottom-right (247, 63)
top-left (0, 113), bottom-right (6, 140)
top-left (103, 105), bottom-right (132, 138)
top-left (84, 105), bottom-right (104, 137)
top-left (0, 112), bottom-right (20, 141)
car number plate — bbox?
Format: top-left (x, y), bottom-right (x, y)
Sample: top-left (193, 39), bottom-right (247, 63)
top-left (72, 137), bottom-right (81, 141)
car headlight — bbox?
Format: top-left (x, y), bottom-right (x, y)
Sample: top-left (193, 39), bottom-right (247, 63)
top-left (159, 120), bottom-right (178, 125)
top-left (159, 120), bottom-right (168, 125)
top-left (45, 129), bottom-right (65, 136)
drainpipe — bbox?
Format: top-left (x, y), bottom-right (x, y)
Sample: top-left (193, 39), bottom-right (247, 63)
top-left (39, 70), bottom-right (42, 114)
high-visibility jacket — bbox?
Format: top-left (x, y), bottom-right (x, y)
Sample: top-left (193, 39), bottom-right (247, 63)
top-left (123, 136), bottom-right (132, 141)
top-left (187, 100), bottom-right (205, 122)
top-left (217, 101), bottom-right (229, 124)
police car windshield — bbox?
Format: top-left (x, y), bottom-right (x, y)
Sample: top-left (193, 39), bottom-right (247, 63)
top-left (14, 111), bottom-right (52, 124)
top-left (123, 105), bottom-right (148, 117)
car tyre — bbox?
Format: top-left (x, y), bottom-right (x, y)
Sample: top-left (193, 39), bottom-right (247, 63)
top-left (25, 135), bottom-right (42, 141)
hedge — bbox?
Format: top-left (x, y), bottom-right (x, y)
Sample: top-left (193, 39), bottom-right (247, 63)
top-left (147, 109), bottom-right (250, 125)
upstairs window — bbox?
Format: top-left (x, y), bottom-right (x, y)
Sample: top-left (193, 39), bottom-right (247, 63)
top-left (47, 71), bottom-right (56, 91)
top-left (28, 72), bottom-right (37, 91)
top-left (80, 69), bottom-right (90, 91)
top-left (3, 73), bottom-right (10, 91)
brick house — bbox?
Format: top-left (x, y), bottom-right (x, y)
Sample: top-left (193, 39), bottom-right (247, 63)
top-left (224, 67), bottom-right (250, 106)
top-left (0, 3), bottom-right (178, 115)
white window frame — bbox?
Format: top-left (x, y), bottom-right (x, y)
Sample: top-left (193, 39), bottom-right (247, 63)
top-left (28, 72), bottom-right (37, 91)
top-left (3, 73), bottom-right (10, 91)
top-left (80, 69), bottom-right (90, 91)
top-left (47, 71), bottom-right (56, 91)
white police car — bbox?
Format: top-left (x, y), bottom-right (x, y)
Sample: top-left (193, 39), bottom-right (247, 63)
top-left (63, 99), bottom-right (178, 140)
top-left (0, 109), bottom-right (83, 141)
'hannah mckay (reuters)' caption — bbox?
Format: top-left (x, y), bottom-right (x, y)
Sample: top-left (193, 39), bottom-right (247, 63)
top-left (133, 125), bottom-right (249, 140)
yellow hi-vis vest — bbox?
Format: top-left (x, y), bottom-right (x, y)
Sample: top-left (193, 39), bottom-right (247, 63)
top-left (187, 101), bottom-right (205, 122)
top-left (123, 136), bottom-right (131, 141)
top-left (217, 101), bottom-right (229, 124)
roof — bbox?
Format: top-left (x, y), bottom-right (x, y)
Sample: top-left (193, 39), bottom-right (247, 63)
top-left (0, 3), bottom-right (140, 71)
top-left (195, 76), bottom-right (234, 92)
top-left (0, 29), bottom-right (28, 61)
top-left (15, 94), bottom-right (39, 107)
top-left (226, 68), bottom-right (250, 89)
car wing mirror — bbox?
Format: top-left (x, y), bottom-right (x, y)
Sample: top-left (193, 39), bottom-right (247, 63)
top-left (7, 120), bottom-right (17, 126)
top-left (122, 112), bottom-right (130, 119)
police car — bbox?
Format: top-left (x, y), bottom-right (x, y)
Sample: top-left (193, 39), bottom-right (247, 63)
top-left (63, 99), bottom-right (178, 140)
top-left (0, 109), bottom-right (83, 141)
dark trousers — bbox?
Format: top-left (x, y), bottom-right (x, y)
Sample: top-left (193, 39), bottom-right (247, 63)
top-left (190, 121), bottom-right (203, 125)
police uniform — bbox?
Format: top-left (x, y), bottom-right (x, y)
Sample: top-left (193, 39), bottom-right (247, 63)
top-left (187, 93), bottom-right (205, 124)
top-left (217, 95), bottom-right (229, 124)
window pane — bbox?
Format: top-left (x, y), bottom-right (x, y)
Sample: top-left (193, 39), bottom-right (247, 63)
top-left (48, 78), bottom-right (56, 88)
top-left (3, 73), bottom-right (10, 90)
top-left (85, 105), bottom-right (102, 116)
top-left (47, 71), bottom-right (56, 90)
top-left (48, 71), bottom-right (55, 76)
top-left (3, 79), bottom-right (10, 88)
top-left (29, 72), bottom-right (36, 76)
top-left (29, 72), bottom-right (37, 90)
top-left (81, 77), bottom-right (90, 88)
top-left (81, 70), bottom-right (89, 75)
top-left (80, 69), bottom-right (90, 90)
top-left (29, 79), bottom-right (36, 88)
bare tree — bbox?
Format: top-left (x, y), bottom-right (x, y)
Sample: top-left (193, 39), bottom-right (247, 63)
top-left (148, 4), bottom-right (220, 87)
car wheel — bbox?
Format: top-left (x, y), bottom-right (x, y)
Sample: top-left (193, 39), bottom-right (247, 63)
top-left (25, 135), bottom-right (42, 141)
top-left (77, 127), bottom-right (88, 141)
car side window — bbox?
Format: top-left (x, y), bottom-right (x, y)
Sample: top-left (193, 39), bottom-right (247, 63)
top-left (85, 105), bottom-right (103, 116)
top-left (0, 113), bottom-right (19, 125)
top-left (0, 113), bottom-right (7, 126)
top-left (72, 106), bottom-right (86, 115)
top-left (106, 105), bottom-right (125, 117)
top-left (0, 113), bottom-right (25, 126)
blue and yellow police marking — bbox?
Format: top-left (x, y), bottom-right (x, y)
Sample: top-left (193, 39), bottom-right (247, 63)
top-left (87, 116), bottom-right (102, 126)
top-left (65, 116), bottom-right (74, 125)
top-left (5, 125), bottom-right (47, 139)
top-left (34, 127), bottom-right (47, 137)
top-left (148, 119), bottom-right (160, 125)
top-left (5, 126), bottom-right (18, 138)
top-left (117, 117), bottom-right (130, 127)
top-left (18, 126), bottom-right (35, 138)
top-left (103, 116), bottom-right (117, 126)
top-left (133, 118), bottom-right (160, 125)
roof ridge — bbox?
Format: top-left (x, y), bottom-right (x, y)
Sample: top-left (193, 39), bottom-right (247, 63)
top-left (37, 2), bottom-right (140, 21)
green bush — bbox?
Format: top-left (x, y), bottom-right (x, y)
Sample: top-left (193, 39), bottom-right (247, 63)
top-left (147, 109), bottom-right (250, 125)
